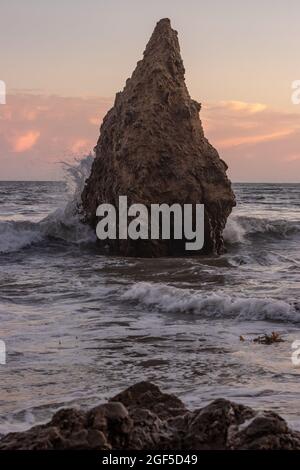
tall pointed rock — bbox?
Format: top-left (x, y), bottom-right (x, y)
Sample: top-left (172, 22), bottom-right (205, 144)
top-left (81, 18), bottom-right (235, 256)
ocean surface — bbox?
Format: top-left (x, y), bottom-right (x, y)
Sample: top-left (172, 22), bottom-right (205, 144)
top-left (0, 172), bottom-right (300, 434)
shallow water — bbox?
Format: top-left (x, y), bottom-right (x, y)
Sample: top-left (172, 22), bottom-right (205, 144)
top-left (0, 181), bottom-right (300, 434)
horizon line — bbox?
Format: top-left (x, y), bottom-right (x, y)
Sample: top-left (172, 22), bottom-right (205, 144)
top-left (0, 180), bottom-right (300, 185)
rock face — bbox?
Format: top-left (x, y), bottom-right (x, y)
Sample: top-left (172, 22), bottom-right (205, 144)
top-left (1, 382), bottom-right (300, 450)
top-left (81, 18), bottom-right (235, 257)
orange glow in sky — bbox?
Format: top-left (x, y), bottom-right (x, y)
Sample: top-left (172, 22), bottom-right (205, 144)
top-left (1, 1), bottom-right (300, 181)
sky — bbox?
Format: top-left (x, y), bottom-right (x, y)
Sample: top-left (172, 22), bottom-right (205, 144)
top-left (0, 0), bottom-right (300, 181)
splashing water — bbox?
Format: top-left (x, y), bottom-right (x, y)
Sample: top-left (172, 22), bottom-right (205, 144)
top-left (60, 153), bottom-right (95, 215)
top-left (0, 153), bottom-right (96, 253)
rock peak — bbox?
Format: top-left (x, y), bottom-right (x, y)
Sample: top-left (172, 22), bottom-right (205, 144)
top-left (143, 17), bottom-right (181, 64)
top-left (155, 17), bottom-right (171, 28)
top-left (151, 17), bottom-right (173, 37)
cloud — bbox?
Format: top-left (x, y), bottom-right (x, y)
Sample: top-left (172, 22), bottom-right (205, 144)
top-left (285, 154), bottom-right (300, 162)
top-left (217, 129), bottom-right (293, 149)
top-left (89, 116), bottom-right (100, 125)
top-left (71, 139), bottom-right (90, 153)
top-left (0, 94), bottom-right (299, 181)
top-left (13, 131), bottom-right (40, 152)
top-left (202, 101), bottom-right (300, 182)
top-left (219, 101), bottom-right (267, 114)
top-left (0, 94), bottom-right (112, 179)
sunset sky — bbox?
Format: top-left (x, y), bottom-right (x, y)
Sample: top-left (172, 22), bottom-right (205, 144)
top-left (1, 0), bottom-right (300, 181)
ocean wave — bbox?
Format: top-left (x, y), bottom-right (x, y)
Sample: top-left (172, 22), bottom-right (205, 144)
top-left (0, 220), bottom-right (43, 254)
top-left (0, 214), bottom-right (96, 254)
top-left (228, 250), bottom-right (300, 268)
top-left (122, 282), bottom-right (299, 323)
top-left (0, 155), bottom-right (96, 254)
top-left (224, 215), bottom-right (300, 245)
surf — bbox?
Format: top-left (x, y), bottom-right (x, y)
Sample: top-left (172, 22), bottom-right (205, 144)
top-left (0, 154), bottom-right (96, 254)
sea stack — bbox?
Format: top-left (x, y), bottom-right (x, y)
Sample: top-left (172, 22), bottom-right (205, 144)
top-left (81, 18), bottom-right (235, 256)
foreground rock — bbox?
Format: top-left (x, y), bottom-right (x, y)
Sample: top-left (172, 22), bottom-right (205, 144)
top-left (1, 382), bottom-right (300, 450)
top-left (81, 18), bottom-right (235, 256)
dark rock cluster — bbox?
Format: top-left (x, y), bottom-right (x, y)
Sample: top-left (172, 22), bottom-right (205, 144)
top-left (1, 382), bottom-right (299, 450)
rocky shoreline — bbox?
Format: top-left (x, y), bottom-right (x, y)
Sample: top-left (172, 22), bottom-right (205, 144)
top-left (1, 382), bottom-right (300, 450)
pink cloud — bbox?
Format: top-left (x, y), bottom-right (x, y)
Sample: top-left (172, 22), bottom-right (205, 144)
top-left (218, 101), bottom-right (267, 114)
top-left (0, 94), bottom-right (112, 179)
top-left (71, 139), bottom-right (90, 153)
top-left (202, 101), bottom-right (300, 182)
top-left (13, 131), bottom-right (40, 153)
top-left (0, 94), bottom-right (299, 182)
top-left (89, 116), bottom-right (100, 125)
top-left (217, 129), bottom-right (293, 149)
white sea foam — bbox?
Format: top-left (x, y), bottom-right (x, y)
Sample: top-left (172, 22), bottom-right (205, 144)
top-left (223, 217), bottom-right (246, 244)
top-left (122, 282), bottom-right (299, 323)
top-left (60, 153), bottom-right (94, 216)
top-left (224, 214), bottom-right (300, 245)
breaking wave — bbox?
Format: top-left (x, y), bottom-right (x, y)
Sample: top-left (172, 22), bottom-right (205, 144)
top-left (0, 221), bottom-right (43, 254)
top-left (122, 282), bottom-right (300, 323)
top-left (0, 154), bottom-right (95, 254)
top-left (224, 215), bottom-right (300, 245)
